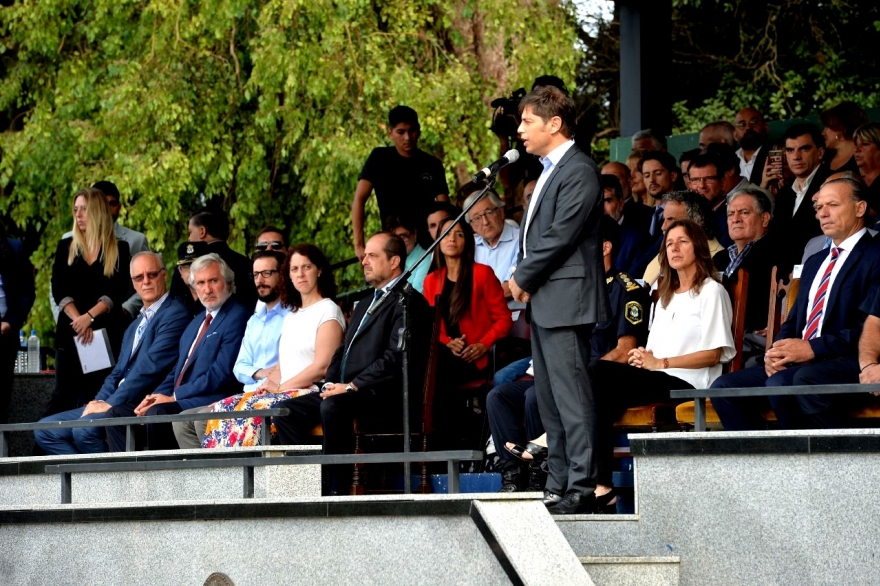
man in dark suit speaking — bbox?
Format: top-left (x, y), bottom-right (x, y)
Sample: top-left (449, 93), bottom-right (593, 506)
top-left (509, 86), bottom-right (610, 514)
top-left (275, 232), bottom-right (430, 494)
top-left (35, 252), bottom-right (190, 454)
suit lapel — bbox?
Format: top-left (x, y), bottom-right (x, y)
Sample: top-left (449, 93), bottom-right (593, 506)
top-left (825, 232), bottom-right (869, 315)
top-left (523, 144), bottom-right (579, 244)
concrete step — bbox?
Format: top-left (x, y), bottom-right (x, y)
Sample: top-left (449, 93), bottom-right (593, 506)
top-left (580, 556), bottom-right (680, 586)
top-left (555, 514), bottom-right (641, 557)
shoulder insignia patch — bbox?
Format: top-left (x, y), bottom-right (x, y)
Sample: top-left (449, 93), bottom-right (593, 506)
top-left (606, 276), bottom-right (614, 285)
top-left (619, 272), bottom-right (641, 292)
top-left (625, 301), bottom-right (644, 325)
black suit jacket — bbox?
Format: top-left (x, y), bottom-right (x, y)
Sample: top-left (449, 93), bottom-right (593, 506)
top-left (326, 285), bottom-right (431, 398)
top-left (778, 231), bottom-right (880, 359)
top-left (746, 143), bottom-right (772, 186)
top-left (713, 234), bottom-right (776, 332)
top-left (771, 166), bottom-right (830, 272)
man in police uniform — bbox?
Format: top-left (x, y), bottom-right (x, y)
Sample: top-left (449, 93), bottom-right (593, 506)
top-left (487, 216), bottom-right (648, 492)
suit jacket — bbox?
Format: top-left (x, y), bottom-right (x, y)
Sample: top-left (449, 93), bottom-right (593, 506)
top-left (771, 166), bottom-right (829, 272)
top-left (516, 144), bottom-right (610, 327)
top-left (745, 143), bottom-right (772, 186)
top-left (153, 295), bottom-right (250, 410)
top-left (422, 263), bottom-right (513, 370)
top-left (1, 238), bottom-right (35, 337)
top-left (713, 233), bottom-right (776, 332)
top-left (325, 284), bottom-right (431, 397)
top-left (94, 297), bottom-right (190, 406)
top-left (777, 231), bottom-right (880, 359)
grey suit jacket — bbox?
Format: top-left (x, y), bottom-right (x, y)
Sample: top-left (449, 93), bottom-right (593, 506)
top-left (516, 143), bottom-right (610, 328)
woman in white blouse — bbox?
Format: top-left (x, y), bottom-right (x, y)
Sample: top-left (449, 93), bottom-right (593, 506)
top-left (586, 219), bottom-right (735, 511)
top-left (203, 244), bottom-right (345, 447)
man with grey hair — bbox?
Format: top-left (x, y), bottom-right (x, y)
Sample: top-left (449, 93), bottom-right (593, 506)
top-left (699, 121), bottom-right (736, 150)
top-left (35, 251), bottom-right (190, 454)
top-left (642, 190), bottom-right (723, 285)
top-left (104, 253), bottom-right (250, 451)
top-left (465, 188), bottom-right (520, 301)
top-left (631, 129), bottom-right (665, 154)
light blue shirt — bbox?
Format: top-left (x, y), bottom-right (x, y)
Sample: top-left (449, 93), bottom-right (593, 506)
top-left (233, 301), bottom-right (291, 392)
top-left (475, 223), bottom-right (520, 286)
top-left (405, 243), bottom-right (431, 293)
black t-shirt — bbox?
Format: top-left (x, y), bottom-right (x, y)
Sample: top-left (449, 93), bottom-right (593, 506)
top-left (359, 146), bottom-right (448, 226)
top-left (440, 277), bottom-right (463, 339)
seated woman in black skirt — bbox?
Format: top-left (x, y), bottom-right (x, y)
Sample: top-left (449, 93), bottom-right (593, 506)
top-left (588, 219), bottom-right (735, 509)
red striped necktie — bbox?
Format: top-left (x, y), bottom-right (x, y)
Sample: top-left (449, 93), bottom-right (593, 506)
top-left (803, 247), bottom-right (840, 341)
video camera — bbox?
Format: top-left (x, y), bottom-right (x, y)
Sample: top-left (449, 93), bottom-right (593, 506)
top-left (490, 88), bottom-right (527, 139)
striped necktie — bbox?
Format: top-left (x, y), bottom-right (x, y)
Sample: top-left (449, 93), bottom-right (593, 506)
top-left (803, 247), bottom-right (840, 340)
top-left (175, 313), bottom-right (213, 388)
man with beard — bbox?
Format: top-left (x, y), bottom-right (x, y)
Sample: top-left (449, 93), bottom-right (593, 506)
top-left (173, 250), bottom-right (290, 448)
top-left (734, 107), bottom-right (772, 184)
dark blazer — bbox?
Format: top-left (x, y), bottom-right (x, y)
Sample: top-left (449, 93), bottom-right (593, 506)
top-left (746, 143), bottom-right (772, 186)
top-left (153, 295), bottom-right (250, 410)
top-left (771, 166), bottom-right (829, 272)
top-left (516, 144), bottom-right (610, 327)
top-left (714, 233), bottom-right (776, 332)
top-left (94, 297), bottom-right (191, 406)
top-left (0, 238), bottom-right (35, 336)
top-left (777, 231), bottom-right (880, 359)
top-left (628, 231), bottom-right (662, 279)
top-left (422, 263), bottom-right (513, 371)
top-left (325, 284), bottom-right (431, 396)
top-left (622, 200), bottom-right (653, 235)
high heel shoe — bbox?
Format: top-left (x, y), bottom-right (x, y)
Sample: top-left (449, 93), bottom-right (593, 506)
top-left (505, 441), bottom-right (548, 463)
top-left (595, 488), bottom-right (618, 514)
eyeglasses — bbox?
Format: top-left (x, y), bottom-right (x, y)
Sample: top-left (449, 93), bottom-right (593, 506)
top-left (468, 207), bottom-right (500, 223)
top-left (689, 175), bottom-right (719, 184)
top-left (252, 269), bottom-right (280, 279)
top-left (735, 119), bottom-right (764, 129)
top-left (255, 241), bottom-right (285, 251)
top-left (131, 269), bottom-right (165, 283)
top-left (393, 231), bottom-right (413, 241)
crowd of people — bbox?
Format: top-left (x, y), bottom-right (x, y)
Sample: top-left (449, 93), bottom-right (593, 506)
top-left (3, 84), bottom-right (880, 511)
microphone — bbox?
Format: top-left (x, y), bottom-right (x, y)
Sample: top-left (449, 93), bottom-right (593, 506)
top-left (472, 149), bottom-right (520, 183)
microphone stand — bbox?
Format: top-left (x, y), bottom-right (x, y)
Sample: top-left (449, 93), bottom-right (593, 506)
top-left (367, 175), bottom-right (499, 494)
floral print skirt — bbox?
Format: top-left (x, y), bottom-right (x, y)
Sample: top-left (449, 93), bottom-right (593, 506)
top-left (202, 388), bottom-right (316, 448)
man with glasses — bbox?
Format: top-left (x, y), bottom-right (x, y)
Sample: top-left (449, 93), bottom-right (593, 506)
top-left (173, 250), bottom-right (290, 448)
top-left (254, 226), bottom-right (287, 253)
top-left (464, 190), bottom-right (520, 303)
top-left (34, 252), bottom-right (190, 454)
top-left (384, 215), bottom-right (430, 293)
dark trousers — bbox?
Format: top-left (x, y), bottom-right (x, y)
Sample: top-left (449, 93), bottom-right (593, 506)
top-left (531, 322), bottom-right (596, 497)
top-left (588, 360), bottom-right (694, 486)
top-left (43, 347), bottom-right (111, 417)
top-left (105, 401), bottom-right (182, 452)
top-left (711, 358), bottom-right (867, 430)
top-left (486, 380), bottom-right (544, 466)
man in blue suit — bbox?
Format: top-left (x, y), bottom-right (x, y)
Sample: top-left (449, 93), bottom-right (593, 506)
top-left (104, 253), bottom-right (250, 451)
top-left (712, 178), bottom-right (880, 429)
top-left (35, 252), bottom-right (189, 454)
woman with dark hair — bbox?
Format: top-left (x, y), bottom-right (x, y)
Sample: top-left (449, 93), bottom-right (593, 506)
top-left (47, 188), bottom-right (131, 415)
top-left (586, 219), bottom-right (735, 511)
top-left (820, 101), bottom-right (868, 174)
top-left (203, 244), bottom-right (345, 447)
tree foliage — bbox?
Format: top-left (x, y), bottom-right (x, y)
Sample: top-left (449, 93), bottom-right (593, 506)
top-left (0, 0), bottom-right (580, 341)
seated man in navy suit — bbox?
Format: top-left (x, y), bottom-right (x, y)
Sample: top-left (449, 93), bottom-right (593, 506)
top-left (104, 253), bottom-right (251, 451)
top-left (712, 178), bottom-right (880, 430)
top-left (600, 174), bottom-right (647, 273)
top-left (35, 252), bottom-right (190, 454)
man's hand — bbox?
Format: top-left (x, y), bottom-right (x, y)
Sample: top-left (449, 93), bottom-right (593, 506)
top-left (860, 364), bottom-right (880, 391)
top-left (765, 338), bottom-right (815, 369)
top-left (320, 383), bottom-right (350, 400)
top-left (81, 400), bottom-right (112, 416)
top-left (134, 394), bottom-right (174, 416)
top-left (508, 277), bottom-right (530, 303)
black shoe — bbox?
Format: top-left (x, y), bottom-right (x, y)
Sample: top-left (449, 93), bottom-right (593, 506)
top-left (547, 491), bottom-right (596, 515)
top-left (526, 462), bottom-right (546, 492)
top-left (498, 463), bottom-right (524, 493)
top-left (542, 490), bottom-right (563, 507)
top-left (595, 488), bottom-right (618, 514)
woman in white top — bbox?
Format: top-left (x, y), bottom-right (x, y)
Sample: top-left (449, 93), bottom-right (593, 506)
top-left (586, 219), bottom-right (735, 511)
top-left (203, 244), bottom-right (345, 447)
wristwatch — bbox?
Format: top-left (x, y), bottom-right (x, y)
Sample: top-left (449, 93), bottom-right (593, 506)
top-left (345, 384), bottom-right (356, 393)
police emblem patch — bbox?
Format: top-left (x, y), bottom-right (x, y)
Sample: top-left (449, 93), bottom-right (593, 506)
top-left (625, 301), bottom-right (643, 325)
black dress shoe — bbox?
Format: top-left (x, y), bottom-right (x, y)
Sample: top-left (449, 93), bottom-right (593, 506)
top-left (595, 488), bottom-right (618, 514)
top-left (547, 491), bottom-right (596, 515)
top-left (498, 463), bottom-right (524, 493)
top-left (526, 462), bottom-right (547, 492)
top-left (542, 490), bottom-right (563, 507)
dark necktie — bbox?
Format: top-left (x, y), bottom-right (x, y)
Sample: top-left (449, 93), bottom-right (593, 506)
top-left (175, 313), bottom-right (213, 388)
top-left (650, 206), bottom-right (664, 237)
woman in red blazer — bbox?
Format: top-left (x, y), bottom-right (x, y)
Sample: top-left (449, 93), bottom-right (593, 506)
top-left (422, 217), bottom-right (513, 374)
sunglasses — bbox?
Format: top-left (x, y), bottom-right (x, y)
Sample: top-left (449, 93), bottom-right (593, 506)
top-left (255, 241), bottom-right (285, 251)
top-left (131, 269), bottom-right (166, 283)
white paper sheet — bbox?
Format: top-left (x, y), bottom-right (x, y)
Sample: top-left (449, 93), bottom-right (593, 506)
top-left (74, 328), bottom-right (116, 374)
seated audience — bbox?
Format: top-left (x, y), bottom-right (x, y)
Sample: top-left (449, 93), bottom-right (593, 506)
top-left (601, 175), bottom-right (648, 276)
top-left (35, 252), bottom-right (189, 454)
top-left (464, 190), bottom-right (520, 301)
top-left (820, 101), bottom-right (867, 174)
top-left (679, 148), bottom-right (701, 190)
top-left (0, 226), bottom-right (35, 424)
top-left (384, 215), bottom-right (431, 293)
top-left (588, 219), bottom-right (734, 511)
top-left (768, 123), bottom-right (829, 273)
top-left (712, 178), bottom-right (880, 430)
top-left (626, 152), bottom-right (649, 207)
top-left (631, 129), bottom-right (665, 154)
top-left (254, 225), bottom-right (287, 253)
top-left (193, 246), bottom-right (345, 448)
top-left (104, 254), bottom-right (250, 451)
top-left (425, 201), bottom-right (461, 241)
top-left (854, 122), bottom-right (880, 216)
top-left (734, 108), bottom-right (772, 184)
top-left (273, 232), bottom-right (431, 495)
top-left (713, 187), bottom-right (775, 364)
top-left (47, 188), bottom-right (132, 416)
top-left (699, 121), bottom-right (736, 149)
top-left (629, 151), bottom-right (682, 277)
top-left (642, 191), bottom-right (722, 286)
